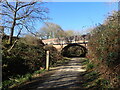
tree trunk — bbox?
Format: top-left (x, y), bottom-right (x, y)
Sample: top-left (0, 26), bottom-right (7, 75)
top-left (8, 2), bottom-right (18, 45)
top-left (8, 15), bottom-right (16, 45)
top-left (8, 23), bottom-right (15, 45)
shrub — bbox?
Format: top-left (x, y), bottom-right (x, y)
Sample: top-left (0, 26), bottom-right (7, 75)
top-left (87, 11), bottom-right (120, 88)
top-left (21, 35), bottom-right (44, 46)
top-left (2, 36), bottom-right (46, 81)
top-left (95, 78), bottom-right (110, 88)
top-left (44, 45), bottom-right (62, 66)
top-left (87, 63), bottom-right (95, 70)
top-left (89, 11), bottom-right (120, 66)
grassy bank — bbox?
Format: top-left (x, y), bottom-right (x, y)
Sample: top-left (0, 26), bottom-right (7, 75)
top-left (80, 59), bottom-right (111, 89)
top-left (2, 69), bottom-right (46, 89)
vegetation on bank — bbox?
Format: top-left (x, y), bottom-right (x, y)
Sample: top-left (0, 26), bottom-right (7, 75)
top-left (2, 69), bottom-right (45, 89)
top-left (81, 59), bottom-right (111, 89)
top-left (2, 35), bottom-right (63, 89)
top-left (87, 11), bottom-right (120, 88)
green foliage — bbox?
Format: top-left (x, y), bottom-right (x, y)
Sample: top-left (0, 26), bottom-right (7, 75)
top-left (82, 59), bottom-right (89, 65)
top-left (81, 59), bottom-right (111, 89)
top-left (21, 35), bottom-right (44, 46)
top-left (3, 40), bottom-right (46, 80)
top-left (2, 35), bottom-right (63, 87)
top-left (88, 11), bottom-right (120, 88)
top-left (84, 78), bottom-right (111, 89)
top-left (83, 71), bottom-right (100, 88)
top-left (61, 44), bottom-right (87, 57)
top-left (67, 46), bottom-right (83, 56)
top-left (87, 63), bottom-right (95, 70)
top-left (88, 11), bottom-right (120, 67)
top-left (85, 71), bottom-right (99, 79)
top-left (34, 69), bottom-right (44, 74)
top-left (94, 78), bottom-right (110, 88)
top-left (2, 36), bottom-right (46, 81)
top-left (44, 45), bottom-right (62, 66)
top-left (82, 58), bottom-right (95, 70)
top-left (2, 69), bottom-right (46, 89)
top-left (2, 80), bottom-right (14, 89)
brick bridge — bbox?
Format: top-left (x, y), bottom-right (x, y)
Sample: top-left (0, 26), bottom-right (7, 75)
top-left (42, 37), bottom-right (88, 51)
top-left (52, 41), bottom-right (88, 51)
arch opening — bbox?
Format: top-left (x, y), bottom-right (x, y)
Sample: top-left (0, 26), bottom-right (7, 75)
top-left (61, 44), bottom-right (87, 57)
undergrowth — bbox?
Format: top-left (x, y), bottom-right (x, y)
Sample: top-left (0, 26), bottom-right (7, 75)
top-left (2, 35), bottom-right (63, 89)
top-left (87, 11), bottom-right (120, 88)
top-left (81, 59), bottom-right (111, 89)
top-left (2, 69), bottom-right (46, 89)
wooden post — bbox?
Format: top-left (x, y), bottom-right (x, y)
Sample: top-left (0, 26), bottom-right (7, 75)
top-left (46, 51), bottom-right (50, 70)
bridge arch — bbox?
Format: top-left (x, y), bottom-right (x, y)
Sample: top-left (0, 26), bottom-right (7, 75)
top-left (61, 43), bottom-right (87, 57)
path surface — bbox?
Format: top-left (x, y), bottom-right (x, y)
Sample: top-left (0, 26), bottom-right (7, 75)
top-left (36, 57), bottom-right (86, 89)
top-left (20, 58), bottom-right (86, 90)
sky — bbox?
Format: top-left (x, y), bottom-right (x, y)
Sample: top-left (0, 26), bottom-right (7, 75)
top-left (5, 1), bottom-right (118, 36)
top-left (35, 2), bottom-right (118, 34)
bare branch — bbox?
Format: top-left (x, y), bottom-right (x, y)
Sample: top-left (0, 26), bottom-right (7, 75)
top-left (23, 24), bottom-right (37, 36)
top-left (16, 9), bottom-right (34, 20)
top-left (17, 2), bottom-right (36, 11)
top-left (0, 13), bottom-right (13, 19)
top-left (5, 0), bottom-right (15, 12)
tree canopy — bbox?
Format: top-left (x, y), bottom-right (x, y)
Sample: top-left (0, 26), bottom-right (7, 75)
top-left (38, 22), bottom-right (65, 39)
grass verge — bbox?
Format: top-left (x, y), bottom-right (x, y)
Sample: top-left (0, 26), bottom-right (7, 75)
top-left (80, 58), bottom-right (111, 89)
top-left (2, 69), bottom-right (46, 90)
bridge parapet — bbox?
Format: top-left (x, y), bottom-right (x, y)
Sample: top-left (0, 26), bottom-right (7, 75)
top-left (42, 38), bottom-right (88, 51)
top-left (52, 42), bottom-right (88, 52)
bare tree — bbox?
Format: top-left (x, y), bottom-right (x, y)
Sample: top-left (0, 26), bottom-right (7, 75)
top-left (0, 0), bottom-right (48, 45)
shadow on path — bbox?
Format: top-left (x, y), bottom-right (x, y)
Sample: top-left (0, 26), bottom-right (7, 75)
top-left (15, 57), bottom-right (87, 90)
